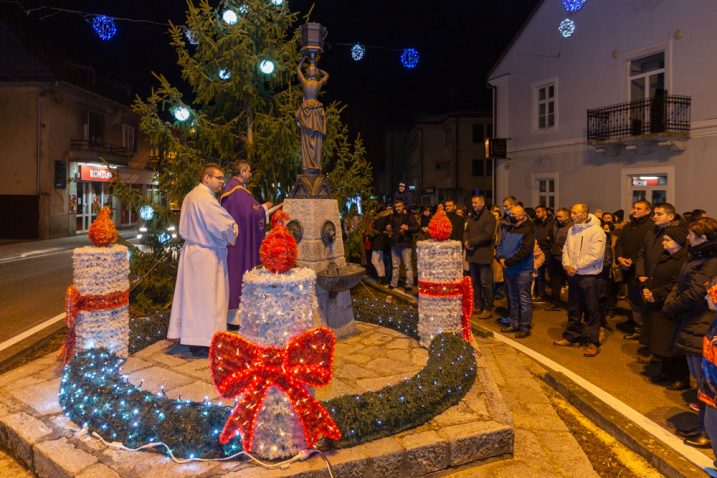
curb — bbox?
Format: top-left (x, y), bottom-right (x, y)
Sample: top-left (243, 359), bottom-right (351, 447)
top-left (543, 371), bottom-right (706, 478)
top-left (469, 323), bottom-right (706, 477)
top-left (0, 321), bottom-right (66, 375)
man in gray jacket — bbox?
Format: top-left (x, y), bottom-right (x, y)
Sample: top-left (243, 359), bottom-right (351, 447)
top-left (464, 194), bottom-right (497, 319)
top-left (554, 204), bottom-right (606, 357)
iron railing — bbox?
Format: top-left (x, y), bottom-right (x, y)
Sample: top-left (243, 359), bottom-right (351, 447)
top-left (587, 95), bottom-right (691, 143)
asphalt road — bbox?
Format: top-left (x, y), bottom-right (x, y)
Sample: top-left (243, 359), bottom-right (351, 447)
top-left (0, 251), bottom-right (72, 343)
top-left (478, 297), bottom-right (711, 449)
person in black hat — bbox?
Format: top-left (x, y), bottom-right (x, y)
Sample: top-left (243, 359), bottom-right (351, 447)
top-left (394, 182), bottom-right (414, 212)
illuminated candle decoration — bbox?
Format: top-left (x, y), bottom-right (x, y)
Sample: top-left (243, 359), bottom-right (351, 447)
top-left (351, 43), bottom-right (366, 61)
top-left (400, 48), bottom-right (420, 69)
top-left (91, 15), bottom-right (117, 41)
top-left (559, 18), bottom-right (576, 37)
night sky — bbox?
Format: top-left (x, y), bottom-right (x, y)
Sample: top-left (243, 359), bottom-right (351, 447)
top-left (0, 0), bottom-right (541, 170)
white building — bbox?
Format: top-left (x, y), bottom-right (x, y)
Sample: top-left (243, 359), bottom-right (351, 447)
top-left (488, 0), bottom-right (717, 214)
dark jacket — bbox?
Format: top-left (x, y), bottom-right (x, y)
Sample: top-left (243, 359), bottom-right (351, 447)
top-left (370, 211), bottom-right (392, 251)
top-left (664, 241), bottom-right (717, 356)
top-left (636, 220), bottom-right (687, 279)
top-left (386, 210), bottom-right (420, 249)
top-left (549, 219), bottom-right (573, 258)
top-left (615, 215), bottom-right (654, 277)
top-left (534, 216), bottom-right (555, 256)
top-left (446, 211), bottom-right (465, 242)
top-left (464, 207), bottom-right (497, 265)
top-left (496, 217), bottom-right (535, 275)
top-left (646, 247), bottom-right (689, 357)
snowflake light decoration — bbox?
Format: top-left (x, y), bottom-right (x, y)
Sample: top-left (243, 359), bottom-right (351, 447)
top-left (559, 18), bottom-right (576, 38)
top-left (351, 43), bottom-right (365, 61)
top-left (183, 27), bottom-right (198, 45)
top-left (562, 0), bottom-right (587, 13)
top-left (91, 15), bottom-right (117, 41)
top-left (400, 48), bottom-right (420, 69)
top-left (259, 59), bottom-right (275, 75)
top-left (218, 69), bottom-right (231, 80)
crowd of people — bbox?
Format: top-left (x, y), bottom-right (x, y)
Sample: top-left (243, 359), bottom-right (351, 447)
top-left (365, 182), bottom-right (717, 452)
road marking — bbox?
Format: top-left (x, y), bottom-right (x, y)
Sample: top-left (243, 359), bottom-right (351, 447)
top-left (0, 248), bottom-right (69, 264)
top-left (476, 322), bottom-right (714, 471)
top-left (0, 313), bottom-right (65, 353)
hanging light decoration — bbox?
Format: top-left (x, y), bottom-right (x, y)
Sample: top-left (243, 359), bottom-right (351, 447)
top-left (259, 59), bottom-right (275, 75)
top-left (400, 48), bottom-right (420, 69)
top-left (562, 0), bottom-right (587, 13)
top-left (139, 205), bottom-right (154, 221)
top-left (218, 69), bottom-right (231, 80)
top-left (270, 0), bottom-right (284, 5)
top-left (91, 15), bottom-right (117, 41)
top-left (351, 43), bottom-right (366, 61)
top-left (222, 9), bottom-right (238, 25)
top-left (183, 27), bottom-right (198, 45)
top-left (173, 106), bottom-right (191, 122)
top-left (558, 18), bottom-right (576, 37)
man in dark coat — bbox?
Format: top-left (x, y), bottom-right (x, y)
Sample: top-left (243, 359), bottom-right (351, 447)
top-left (393, 182), bottom-right (414, 212)
top-left (445, 199), bottom-right (465, 242)
top-left (642, 224), bottom-right (689, 389)
top-left (546, 208), bottom-right (573, 310)
top-left (386, 198), bottom-right (420, 292)
top-left (533, 205), bottom-right (555, 300)
top-left (464, 194), bottom-right (497, 319)
top-left (369, 205), bottom-right (393, 285)
top-left (635, 203), bottom-right (685, 349)
top-left (615, 200), bottom-right (654, 339)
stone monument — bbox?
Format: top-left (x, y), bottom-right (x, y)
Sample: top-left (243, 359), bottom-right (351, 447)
top-left (283, 22), bottom-right (363, 339)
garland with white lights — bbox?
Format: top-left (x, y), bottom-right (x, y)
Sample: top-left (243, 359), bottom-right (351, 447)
top-left (59, 295), bottom-right (476, 459)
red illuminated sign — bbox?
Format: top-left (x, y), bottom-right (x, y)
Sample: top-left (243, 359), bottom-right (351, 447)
top-left (80, 165), bottom-right (113, 182)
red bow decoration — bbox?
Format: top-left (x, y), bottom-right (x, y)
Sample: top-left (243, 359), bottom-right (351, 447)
top-left (418, 276), bottom-right (474, 341)
top-left (58, 285), bottom-right (129, 364)
top-left (209, 327), bottom-right (341, 450)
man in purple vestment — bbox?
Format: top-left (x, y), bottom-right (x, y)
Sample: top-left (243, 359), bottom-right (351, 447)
top-left (220, 160), bottom-right (272, 326)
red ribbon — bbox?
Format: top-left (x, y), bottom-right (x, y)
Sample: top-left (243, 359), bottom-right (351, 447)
top-left (58, 285), bottom-right (130, 364)
top-left (418, 276), bottom-right (474, 342)
top-left (209, 327), bottom-right (341, 450)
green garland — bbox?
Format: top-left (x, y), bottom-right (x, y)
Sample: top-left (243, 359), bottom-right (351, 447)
top-left (59, 293), bottom-right (477, 459)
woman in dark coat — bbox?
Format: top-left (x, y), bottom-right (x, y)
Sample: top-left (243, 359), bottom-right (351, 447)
top-left (643, 225), bottom-right (689, 387)
top-left (664, 217), bottom-right (717, 448)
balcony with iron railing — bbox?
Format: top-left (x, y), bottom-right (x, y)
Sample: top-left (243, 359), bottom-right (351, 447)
top-left (587, 94), bottom-right (691, 145)
top-left (69, 139), bottom-right (134, 166)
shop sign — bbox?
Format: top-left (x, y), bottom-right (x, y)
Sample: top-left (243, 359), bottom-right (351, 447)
top-left (80, 165), bottom-right (113, 182)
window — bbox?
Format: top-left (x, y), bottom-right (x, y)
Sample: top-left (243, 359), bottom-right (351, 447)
top-left (536, 83), bottom-right (556, 129)
top-left (472, 159), bottom-right (483, 177)
top-left (534, 177), bottom-right (557, 209)
top-left (83, 111), bottom-right (104, 144)
top-left (629, 52), bottom-right (665, 101)
top-left (630, 174), bottom-right (667, 205)
top-left (486, 158), bottom-right (493, 177)
top-left (472, 123), bottom-right (483, 143)
top-left (122, 124), bottom-right (136, 152)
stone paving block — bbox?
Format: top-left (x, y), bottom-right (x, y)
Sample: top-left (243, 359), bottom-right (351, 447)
top-left (334, 363), bottom-right (373, 379)
top-left (10, 378), bottom-right (62, 416)
top-left (172, 360), bottom-right (212, 381)
top-left (510, 400), bottom-right (570, 433)
top-left (431, 401), bottom-right (484, 427)
top-left (103, 448), bottom-right (217, 477)
top-left (131, 339), bottom-right (175, 359)
top-left (149, 351), bottom-right (189, 368)
top-left (339, 352), bottom-right (373, 365)
top-left (77, 462), bottom-right (121, 478)
top-left (0, 411), bottom-right (53, 467)
top-left (365, 357), bottom-right (416, 374)
top-left (34, 437), bottom-right (98, 478)
top-left (0, 374), bottom-right (47, 392)
top-left (0, 363), bottom-right (47, 389)
top-left (167, 381), bottom-right (220, 402)
top-left (397, 429), bottom-right (449, 475)
top-left (439, 421), bottom-right (513, 466)
top-left (539, 429), bottom-right (597, 476)
top-left (355, 373), bottom-right (413, 392)
top-left (127, 366), bottom-right (194, 393)
top-left (356, 436), bottom-right (405, 477)
top-left (322, 446), bottom-right (371, 478)
top-left (120, 356), bottom-right (152, 374)
top-left (315, 378), bottom-right (362, 401)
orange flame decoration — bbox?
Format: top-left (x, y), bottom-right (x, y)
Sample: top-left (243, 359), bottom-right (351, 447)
top-left (709, 283), bottom-right (717, 306)
top-left (260, 211), bottom-right (298, 273)
top-left (427, 210), bottom-right (453, 241)
top-left (88, 207), bottom-right (118, 247)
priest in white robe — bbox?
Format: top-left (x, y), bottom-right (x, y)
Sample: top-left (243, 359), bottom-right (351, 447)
top-left (168, 164), bottom-right (238, 356)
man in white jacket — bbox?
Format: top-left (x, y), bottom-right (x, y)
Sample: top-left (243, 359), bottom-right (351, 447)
top-left (554, 204), bottom-right (606, 357)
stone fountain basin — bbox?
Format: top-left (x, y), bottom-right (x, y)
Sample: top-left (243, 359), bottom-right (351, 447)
top-left (316, 263), bottom-right (365, 292)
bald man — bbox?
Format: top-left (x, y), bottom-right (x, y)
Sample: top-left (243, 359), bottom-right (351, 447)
top-left (554, 203), bottom-right (606, 357)
top-left (496, 204), bottom-right (535, 338)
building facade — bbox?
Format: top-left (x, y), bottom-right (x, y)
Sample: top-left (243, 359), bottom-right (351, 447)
top-left (488, 0), bottom-right (717, 214)
top-left (405, 112), bottom-right (493, 207)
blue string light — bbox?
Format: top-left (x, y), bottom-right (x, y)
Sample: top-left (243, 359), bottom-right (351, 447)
top-left (559, 18), bottom-right (576, 38)
top-left (91, 15), bottom-right (117, 41)
top-left (562, 0), bottom-right (587, 13)
top-left (400, 48), bottom-right (420, 69)
top-left (351, 43), bottom-right (366, 61)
